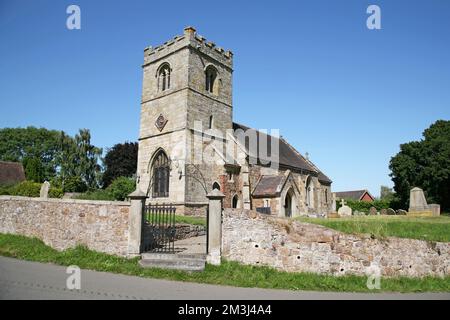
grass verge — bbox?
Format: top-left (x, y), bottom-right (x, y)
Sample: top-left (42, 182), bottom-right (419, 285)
top-left (1, 233), bottom-right (449, 293)
top-left (296, 215), bottom-right (450, 242)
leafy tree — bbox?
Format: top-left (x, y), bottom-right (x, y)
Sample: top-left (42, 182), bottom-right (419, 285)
top-left (22, 157), bottom-right (45, 183)
top-left (389, 120), bottom-right (450, 211)
top-left (106, 176), bottom-right (136, 201)
top-left (74, 129), bottom-right (103, 189)
top-left (0, 127), bottom-right (62, 180)
top-left (102, 142), bottom-right (138, 187)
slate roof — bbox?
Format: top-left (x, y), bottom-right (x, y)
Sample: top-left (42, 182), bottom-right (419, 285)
top-left (0, 161), bottom-right (26, 185)
top-left (335, 190), bottom-right (374, 201)
top-left (232, 122), bottom-right (332, 184)
top-left (252, 175), bottom-right (287, 197)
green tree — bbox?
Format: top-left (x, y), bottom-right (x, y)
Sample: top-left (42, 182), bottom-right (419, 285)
top-left (102, 142), bottom-right (138, 187)
top-left (22, 157), bottom-right (45, 183)
top-left (0, 127), bottom-right (62, 180)
top-left (74, 129), bottom-right (103, 189)
top-left (389, 120), bottom-right (450, 211)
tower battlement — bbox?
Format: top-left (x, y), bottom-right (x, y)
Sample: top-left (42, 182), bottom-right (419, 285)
top-left (143, 27), bottom-right (233, 69)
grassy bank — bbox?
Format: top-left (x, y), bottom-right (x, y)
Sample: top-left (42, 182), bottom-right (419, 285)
top-left (1, 233), bottom-right (449, 293)
top-left (297, 215), bottom-right (450, 242)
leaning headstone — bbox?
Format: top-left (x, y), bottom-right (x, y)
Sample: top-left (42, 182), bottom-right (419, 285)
top-left (40, 181), bottom-right (50, 199)
top-left (396, 209), bottom-right (407, 215)
top-left (353, 210), bottom-right (365, 216)
top-left (369, 207), bottom-right (377, 216)
top-left (337, 199), bottom-right (352, 217)
top-left (387, 208), bottom-right (396, 215)
top-left (380, 208), bottom-right (387, 215)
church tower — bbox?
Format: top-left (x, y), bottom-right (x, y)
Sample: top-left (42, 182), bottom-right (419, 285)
top-left (137, 27), bottom-right (233, 215)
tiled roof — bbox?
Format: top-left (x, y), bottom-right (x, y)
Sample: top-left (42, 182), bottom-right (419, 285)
top-left (0, 161), bottom-right (26, 185)
top-left (335, 190), bottom-right (373, 201)
top-left (252, 175), bottom-right (286, 197)
top-left (232, 122), bottom-right (332, 184)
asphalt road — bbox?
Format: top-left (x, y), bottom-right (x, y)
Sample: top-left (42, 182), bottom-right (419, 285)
top-left (0, 257), bottom-right (448, 300)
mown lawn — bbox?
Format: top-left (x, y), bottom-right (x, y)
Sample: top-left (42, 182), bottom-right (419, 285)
top-left (174, 215), bottom-right (206, 226)
top-left (296, 215), bottom-right (450, 242)
top-left (1, 233), bottom-right (449, 293)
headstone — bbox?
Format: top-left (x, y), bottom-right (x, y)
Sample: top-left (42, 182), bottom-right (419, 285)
top-left (396, 209), bottom-right (407, 215)
top-left (331, 193), bottom-right (337, 212)
top-left (408, 187), bottom-right (440, 216)
top-left (380, 208), bottom-right (387, 215)
top-left (369, 207), bottom-right (377, 216)
top-left (337, 199), bottom-right (352, 217)
top-left (409, 187), bottom-right (428, 211)
top-left (40, 181), bottom-right (50, 199)
top-left (387, 208), bottom-right (396, 215)
top-left (353, 210), bottom-right (365, 216)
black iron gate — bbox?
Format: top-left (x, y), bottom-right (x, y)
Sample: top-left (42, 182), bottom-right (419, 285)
top-left (141, 203), bottom-right (176, 253)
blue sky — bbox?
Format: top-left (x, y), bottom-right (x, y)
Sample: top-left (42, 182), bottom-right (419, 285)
top-left (1, 0), bottom-right (449, 197)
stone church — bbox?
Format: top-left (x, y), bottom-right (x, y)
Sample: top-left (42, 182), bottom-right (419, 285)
top-left (136, 27), bottom-right (332, 217)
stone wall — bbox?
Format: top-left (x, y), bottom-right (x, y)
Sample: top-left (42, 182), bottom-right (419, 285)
top-left (222, 209), bottom-right (450, 278)
top-left (0, 196), bottom-right (130, 256)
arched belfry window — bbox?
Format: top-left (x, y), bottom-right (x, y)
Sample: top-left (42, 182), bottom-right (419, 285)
top-left (212, 182), bottom-right (220, 191)
top-left (158, 63), bottom-right (171, 92)
top-left (205, 65), bottom-right (217, 94)
top-left (151, 150), bottom-right (170, 198)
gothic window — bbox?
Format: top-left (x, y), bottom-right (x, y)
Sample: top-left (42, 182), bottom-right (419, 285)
top-left (209, 115), bottom-right (214, 129)
top-left (158, 63), bottom-right (171, 92)
top-left (212, 182), bottom-right (220, 191)
top-left (205, 65), bottom-right (217, 94)
top-left (152, 150), bottom-right (170, 198)
top-left (232, 195), bottom-right (239, 208)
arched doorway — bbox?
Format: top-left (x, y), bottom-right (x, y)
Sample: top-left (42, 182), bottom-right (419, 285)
top-left (284, 192), bottom-right (293, 217)
top-left (232, 194), bottom-right (239, 208)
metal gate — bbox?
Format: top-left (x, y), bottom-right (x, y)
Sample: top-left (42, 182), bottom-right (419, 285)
top-left (141, 203), bottom-right (176, 253)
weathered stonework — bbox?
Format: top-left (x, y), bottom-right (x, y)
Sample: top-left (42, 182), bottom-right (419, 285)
top-left (0, 196), bottom-right (130, 256)
top-left (222, 208), bottom-right (450, 278)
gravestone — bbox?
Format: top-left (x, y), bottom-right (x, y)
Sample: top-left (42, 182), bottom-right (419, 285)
top-left (397, 209), bottom-right (407, 215)
top-left (331, 193), bottom-right (337, 212)
top-left (409, 187), bottom-right (428, 211)
top-left (380, 208), bottom-right (387, 215)
top-left (40, 181), bottom-right (50, 199)
top-left (337, 199), bottom-right (352, 217)
top-left (408, 187), bottom-right (440, 216)
top-left (369, 207), bottom-right (378, 216)
top-left (387, 208), bottom-right (396, 215)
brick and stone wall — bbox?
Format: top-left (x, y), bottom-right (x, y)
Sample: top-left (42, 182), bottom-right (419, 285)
top-left (222, 208), bottom-right (450, 278)
top-left (0, 196), bottom-right (130, 256)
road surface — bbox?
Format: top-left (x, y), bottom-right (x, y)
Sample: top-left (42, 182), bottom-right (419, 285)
top-left (0, 256), bottom-right (448, 300)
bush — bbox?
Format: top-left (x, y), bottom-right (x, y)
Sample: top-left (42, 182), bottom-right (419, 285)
top-left (74, 189), bottom-right (114, 201)
top-left (9, 181), bottom-right (41, 197)
top-left (106, 176), bottom-right (136, 201)
top-left (336, 199), bottom-right (392, 213)
top-left (1, 181), bottom-right (63, 198)
top-left (63, 176), bottom-right (88, 193)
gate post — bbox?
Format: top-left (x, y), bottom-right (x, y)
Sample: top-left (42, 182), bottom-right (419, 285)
top-left (127, 189), bottom-right (147, 257)
top-left (206, 189), bottom-right (225, 266)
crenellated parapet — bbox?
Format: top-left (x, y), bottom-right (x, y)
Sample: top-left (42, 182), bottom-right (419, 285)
top-left (143, 26), bottom-right (233, 69)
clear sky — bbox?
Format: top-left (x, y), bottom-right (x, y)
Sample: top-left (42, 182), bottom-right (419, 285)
top-left (1, 0), bottom-right (449, 197)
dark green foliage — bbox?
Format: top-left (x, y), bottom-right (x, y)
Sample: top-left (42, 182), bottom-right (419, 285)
top-left (390, 120), bottom-right (450, 211)
top-left (336, 199), bottom-right (392, 213)
top-left (0, 181), bottom-right (63, 198)
top-left (105, 176), bottom-right (135, 201)
top-left (62, 176), bottom-right (88, 193)
top-left (22, 157), bottom-right (45, 183)
top-left (102, 142), bottom-right (138, 187)
top-left (0, 127), bottom-right (61, 180)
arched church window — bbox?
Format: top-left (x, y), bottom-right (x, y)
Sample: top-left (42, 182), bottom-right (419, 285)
top-left (152, 150), bottom-right (170, 198)
top-left (158, 63), bottom-right (171, 92)
top-left (212, 182), bottom-right (220, 191)
top-left (205, 65), bottom-right (217, 94)
top-left (209, 115), bottom-right (214, 129)
top-left (232, 195), bottom-right (239, 208)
